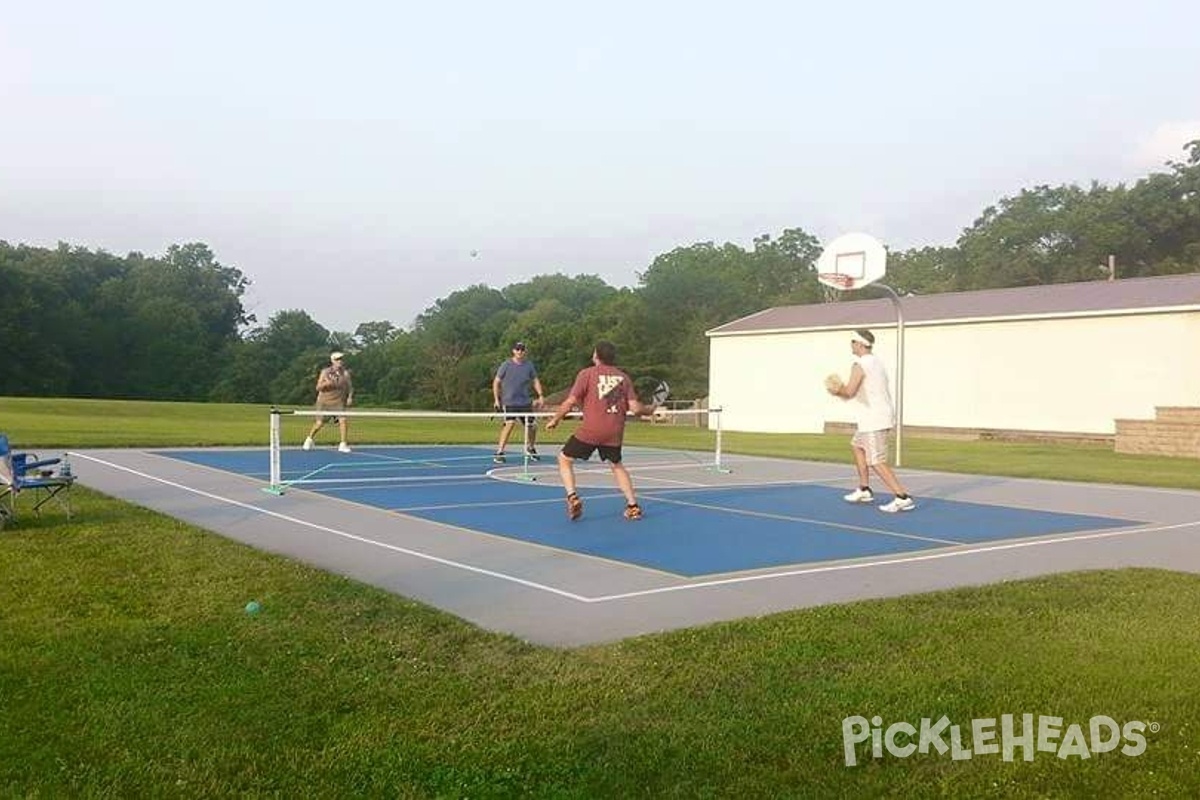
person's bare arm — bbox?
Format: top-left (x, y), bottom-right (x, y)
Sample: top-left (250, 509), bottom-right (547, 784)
top-left (545, 394), bottom-right (579, 430)
top-left (835, 364), bottom-right (865, 399)
top-left (628, 398), bottom-right (655, 417)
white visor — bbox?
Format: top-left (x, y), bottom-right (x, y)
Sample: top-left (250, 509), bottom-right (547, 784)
top-left (850, 332), bottom-right (873, 347)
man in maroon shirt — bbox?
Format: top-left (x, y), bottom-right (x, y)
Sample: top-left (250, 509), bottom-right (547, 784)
top-left (545, 341), bottom-right (657, 521)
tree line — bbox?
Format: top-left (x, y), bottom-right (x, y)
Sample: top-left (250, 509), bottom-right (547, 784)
top-left (2, 142), bottom-right (1197, 409)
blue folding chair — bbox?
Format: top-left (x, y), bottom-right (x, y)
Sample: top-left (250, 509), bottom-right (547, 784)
top-left (0, 434), bottom-right (76, 526)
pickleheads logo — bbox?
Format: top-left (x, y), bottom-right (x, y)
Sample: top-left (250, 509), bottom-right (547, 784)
top-left (841, 714), bottom-right (1157, 767)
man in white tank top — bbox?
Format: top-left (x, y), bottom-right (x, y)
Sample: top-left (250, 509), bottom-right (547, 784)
top-left (827, 329), bottom-right (915, 512)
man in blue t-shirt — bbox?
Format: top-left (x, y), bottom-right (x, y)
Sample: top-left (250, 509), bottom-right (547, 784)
top-left (492, 341), bottom-right (546, 463)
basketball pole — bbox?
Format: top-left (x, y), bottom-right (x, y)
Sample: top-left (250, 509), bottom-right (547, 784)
top-left (866, 283), bottom-right (905, 468)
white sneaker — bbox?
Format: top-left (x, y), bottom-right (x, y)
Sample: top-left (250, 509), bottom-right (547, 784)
top-left (337, 442), bottom-right (352, 454)
top-left (879, 496), bottom-right (916, 513)
top-left (302, 437), bottom-right (314, 451)
top-left (843, 488), bottom-right (874, 503)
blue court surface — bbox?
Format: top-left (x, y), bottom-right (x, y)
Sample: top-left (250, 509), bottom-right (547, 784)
top-left (162, 445), bottom-right (1141, 578)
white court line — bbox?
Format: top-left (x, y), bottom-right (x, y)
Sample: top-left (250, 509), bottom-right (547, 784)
top-left (639, 475), bottom-right (865, 492)
top-left (398, 496), bottom-right (583, 512)
top-left (393, 491), bottom-right (627, 513)
top-left (586, 520), bottom-right (1200, 602)
top-left (71, 452), bottom-right (1200, 607)
top-left (283, 473), bottom-right (496, 485)
top-left (325, 479), bottom-right (499, 494)
top-left (645, 494), bottom-right (963, 546)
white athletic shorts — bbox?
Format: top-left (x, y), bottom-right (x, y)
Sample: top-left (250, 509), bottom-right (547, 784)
top-left (851, 429), bottom-right (891, 466)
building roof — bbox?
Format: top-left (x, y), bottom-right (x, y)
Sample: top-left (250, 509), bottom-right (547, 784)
top-left (708, 272), bottom-right (1200, 336)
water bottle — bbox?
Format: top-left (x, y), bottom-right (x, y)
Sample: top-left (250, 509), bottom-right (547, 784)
top-left (60, 454), bottom-right (72, 479)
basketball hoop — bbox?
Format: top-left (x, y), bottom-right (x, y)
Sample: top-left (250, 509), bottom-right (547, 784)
top-left (817, 272), bottom-right (858, 292)
top-left (815, 233), bottom-right (886, 294)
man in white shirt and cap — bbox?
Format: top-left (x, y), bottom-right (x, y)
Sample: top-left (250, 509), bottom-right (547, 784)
top-left (827, 329), bottom-right (915, 512)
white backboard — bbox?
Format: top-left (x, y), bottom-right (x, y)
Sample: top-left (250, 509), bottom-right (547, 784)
top-left (816, 232), bottom-right (887, 291)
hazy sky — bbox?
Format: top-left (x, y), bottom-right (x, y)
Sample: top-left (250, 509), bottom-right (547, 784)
top-left (3, 1), bottom-right (1198, 332)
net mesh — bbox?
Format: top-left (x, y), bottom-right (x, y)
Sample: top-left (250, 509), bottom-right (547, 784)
top-left (267, 407), bottom-right (724, 493)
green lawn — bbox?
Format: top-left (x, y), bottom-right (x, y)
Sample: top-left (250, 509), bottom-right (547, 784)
top-left (3, 398), bottom-right (1199, 796)
top-left (5, 396), bottom-right (1200, 490)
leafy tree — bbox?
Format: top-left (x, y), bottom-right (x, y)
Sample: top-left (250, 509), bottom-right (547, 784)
top-left (749, 227), bottom-right (824, 306)
top-left (633, 229), bottom-right (823, 397)
top-left (953, 143), bottom-right (1200, 289)
top-left (366, 331), bottom-right (423, 407)
top-left (0, 248), bottom-right (73, 395)
top-left (161, 242), bottom-right (253, 331)
top-left (410, 286), bottom-right (514, 408)
top-left (955, 184), bottom-right (1094, 289)
top-left (885, 246), bottom-right (960, 295)
top-left (502, 273), bottom-right (616, 315)
top-left (1115, 139), bottom-right (1200, 275)
top-left (211, 310), bottom-right (330, 403)
top-left (354, 321), bottom-right (400, 348)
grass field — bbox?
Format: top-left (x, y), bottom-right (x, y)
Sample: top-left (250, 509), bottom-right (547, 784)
top-left (3, 398), bottom-right (1200, 796)
top-left (5, 396), bottom-right (1200, 490)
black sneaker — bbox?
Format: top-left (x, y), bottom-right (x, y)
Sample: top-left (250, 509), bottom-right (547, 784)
top-left (524, 448), bottom-right (541, 462)
top-left (493, 452), bottom-right (506, 464)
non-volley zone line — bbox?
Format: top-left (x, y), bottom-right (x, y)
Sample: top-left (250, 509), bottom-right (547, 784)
top-left (283, 473), bottom-right (501, 486)
top-left (72, 453), bottom-right (1192, 605)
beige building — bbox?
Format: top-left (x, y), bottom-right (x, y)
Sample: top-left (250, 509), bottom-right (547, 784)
top-left (707, 273), bottom-right (1200, 441)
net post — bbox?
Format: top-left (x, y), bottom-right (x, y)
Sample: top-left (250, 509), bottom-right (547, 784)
top-left (709, 407), bottom-right (731, 474)
top-left (509, 414), bottom-right (539, 483)
top-left (514, 453), bottom-right (538, 482)
top-left (263, 407), bottom-right (286, 495)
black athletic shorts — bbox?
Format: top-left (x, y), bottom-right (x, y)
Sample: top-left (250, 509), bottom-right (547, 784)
top-left (562, 435), bottom-right (623, 464)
